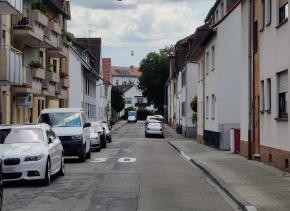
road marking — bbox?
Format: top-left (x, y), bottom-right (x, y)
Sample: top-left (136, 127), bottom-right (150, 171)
top-left (245, 206), bottom-right (258, 211)
top-left (89, 158), bottom-right (108, 163)
top-left (181, 151), bottom-right (191, 161)
top-left (118, 157), bottom-right (136, 163)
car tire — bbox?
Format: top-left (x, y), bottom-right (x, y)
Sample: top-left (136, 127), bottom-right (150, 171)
top-left (42, 158), bottom-right (51, 186)
top-left (58, 154), bottom-right (65, 176)
top-left (96, 147), bottom-right (101, 152)
top-left (145, 133), bottom-right (148, 138)
top-left (79, 145), bottom-right (86, 162)
top-left (86, 148), bottom-right (91, 159)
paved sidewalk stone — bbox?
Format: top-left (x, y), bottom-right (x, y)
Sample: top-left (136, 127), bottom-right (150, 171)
top-left (168, 139), bottom-right (290, 211)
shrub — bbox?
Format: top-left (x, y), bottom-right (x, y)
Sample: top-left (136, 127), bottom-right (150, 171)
top-left (31, 2), bottom-right (46, 14)
top-left (137, 108), bottom-right (153, 120)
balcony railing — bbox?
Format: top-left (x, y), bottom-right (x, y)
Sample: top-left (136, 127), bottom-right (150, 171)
top-left (0, 45), bottom-right (23, 84)
top-left (0, 0), bottom-right (23, 14)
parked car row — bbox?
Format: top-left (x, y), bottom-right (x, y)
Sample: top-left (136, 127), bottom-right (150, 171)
top-left (144, 115), bottom-right (165, 138)
top-left (0, 108), bottom-right (113, 210)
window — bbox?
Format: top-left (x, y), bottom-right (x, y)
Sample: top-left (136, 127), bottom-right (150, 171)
top-left (279, 0), bottom-right (288, 24)
top-left (211, 46), bottom-right (215, 70)
top-left (266, 0), bottom-right (272, 25)
top-left (125, 98), bottom-right (132, 104)
top-left (181, 102), bottom-right (186, 117)
top-left (206, 96), bottom-right (209, 119)
top-left (261, 80), bottom-right (265, 111)
top-left (260, 0), bottom-right (265, 30)
top-left (216, 9), bottom-right (219, 22)
top-left (182, 71), bottom-right (186, 87)
top-left (39, 51), bottom-right (44, 66)
top-left (253, 21), bottom-right (258, 52)
top-left (52, 59), bottom-right (57, 73)
top-left (211, 95), bottom-right (216, 120)
top-left (266, 78), bottom-right (271, 111)
top-left (220, 2), bottom-right (224, 18)
top-left (205, 52), bottom-right (209, 74)
top-left (173, 82), bottom-right (176, 94)
top-left (277, 70), bottom-right (288, 119)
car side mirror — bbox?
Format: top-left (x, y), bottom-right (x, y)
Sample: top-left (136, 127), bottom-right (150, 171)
top-left (109, 126), bottom-right (112, 130)
top-left (84, 122), bottom-right (91, 128)
top-left (48, 137), bottom-right (53, 144)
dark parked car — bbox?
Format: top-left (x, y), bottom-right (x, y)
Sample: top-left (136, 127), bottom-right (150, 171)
top-left (0, 158), bottom-right (3, 211)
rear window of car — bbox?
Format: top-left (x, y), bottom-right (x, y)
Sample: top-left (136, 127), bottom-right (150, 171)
top-left (0, 128), bottom-right (44, 144)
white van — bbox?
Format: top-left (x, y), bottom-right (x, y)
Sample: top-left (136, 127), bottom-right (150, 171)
top-left (38, 108), bottom-right (91, 162)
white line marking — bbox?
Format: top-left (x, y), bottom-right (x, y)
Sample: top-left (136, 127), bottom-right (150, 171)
top-left (118, 157), bottom-right (136, 163)
top-left (245, 206), bottom-right (258, 211)
top-left (89, 158), bottom-right (107, 163)
top-left (181, 151), bottom-right (191, 161)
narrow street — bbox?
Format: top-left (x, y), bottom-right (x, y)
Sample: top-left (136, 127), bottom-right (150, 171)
top-left (3, 122), bottom-right (238, 211)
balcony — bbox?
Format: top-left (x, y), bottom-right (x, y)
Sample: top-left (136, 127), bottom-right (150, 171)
top-left (47, 36), bottom-right (69, 58)
top-left (0, 45), bottom-right (23, 85)
top-left (13, 9), bottom-right (55, 48)
top-left (46, 71), bottom-right (60, 83)
top-left (42, 75), bottom-right (56, 97)
top-left (60, 77), bottom-right (69, 88)
top-left (31, 66), bottom-right (45, 80)
top-left (0, 0), bottom-right (22, 14)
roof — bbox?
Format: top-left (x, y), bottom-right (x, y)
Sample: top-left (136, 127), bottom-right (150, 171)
top-left (111, 66), bottom-right (141, 77)
top-left (40, 108), bottom-right (85, 113)
top-left (115, 84), bottom-right (134, 93)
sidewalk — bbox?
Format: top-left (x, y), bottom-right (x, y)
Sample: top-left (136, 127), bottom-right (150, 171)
top-left (168, 140), bottom-right (290, 211)
top-left (111, 120), bottom-right (127, 131)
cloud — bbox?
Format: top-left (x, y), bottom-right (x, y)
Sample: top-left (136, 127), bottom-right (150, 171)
top-left (68, 0), bottom-right (214, 65)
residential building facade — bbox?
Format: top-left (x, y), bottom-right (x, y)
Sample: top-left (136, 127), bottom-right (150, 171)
top-left (0, 0), bottom-right (71, 124)
top-left (68, 43), bottom-right (98, 120)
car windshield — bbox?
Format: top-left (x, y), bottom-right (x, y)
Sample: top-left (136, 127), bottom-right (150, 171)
top-left (39, 112), bottom-right (81, 127)
top-left (128, 111), bottom-right (136, 116)
top-left (0, 128), bottom-right (44, 144)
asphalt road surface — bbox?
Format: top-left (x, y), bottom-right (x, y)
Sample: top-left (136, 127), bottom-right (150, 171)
top-left (2, 122), bottom-right (238, 211)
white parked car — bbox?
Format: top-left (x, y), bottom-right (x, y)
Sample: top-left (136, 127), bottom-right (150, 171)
top-left (145, 120), bottom-right (164, 138)
top-left (0, 124), bottom-right (64, 185)
top-left (38, 108), bottom-right (91, 162)
top-left (91, 122), bottom-right (106, 148)
top-left (89, 126), bottom-right (101, 152)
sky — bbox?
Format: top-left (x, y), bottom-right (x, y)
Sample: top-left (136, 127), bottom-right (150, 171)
top-left (68, 0), bottom-right (215, 67)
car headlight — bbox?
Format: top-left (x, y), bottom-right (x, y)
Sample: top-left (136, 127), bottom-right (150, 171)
top-left (24, 154), bottom-right (45, 162)
top-left (71, 135), bottom-right (82, 140)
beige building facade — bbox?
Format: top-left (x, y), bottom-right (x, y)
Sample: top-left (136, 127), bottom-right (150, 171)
top-left (0, 0), bottom-right (70, 124)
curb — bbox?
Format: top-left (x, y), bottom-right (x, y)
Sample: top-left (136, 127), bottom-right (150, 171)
top-left (111, 121), bottom-right (126, 131)
top-left (167, 141), bottom-right (257, 211)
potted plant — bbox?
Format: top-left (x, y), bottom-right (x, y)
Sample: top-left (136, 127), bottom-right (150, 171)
top-left (31, 2), bottom-right (46, 14)
top-left (29, 61), bottom-right (43, 69)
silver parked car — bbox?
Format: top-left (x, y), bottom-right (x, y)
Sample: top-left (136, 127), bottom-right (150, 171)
top-left (145, 120), bottom-right (164, 138)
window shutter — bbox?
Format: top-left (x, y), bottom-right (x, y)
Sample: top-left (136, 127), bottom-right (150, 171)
top-left (278, 71), bottom-right (288, 93)
top-left (280, 0), bottom-right (288, 7)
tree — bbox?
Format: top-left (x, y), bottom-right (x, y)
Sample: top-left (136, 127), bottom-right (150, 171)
top-left (111, 86), bottom-right (125, 113)
top-left (191, 96), bottom-right (197, 126)
top-left (139, 45), bottom-right (174, 114)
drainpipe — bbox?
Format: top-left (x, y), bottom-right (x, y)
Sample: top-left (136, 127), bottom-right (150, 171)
top-left (248, 0), bottom-right (253, 160)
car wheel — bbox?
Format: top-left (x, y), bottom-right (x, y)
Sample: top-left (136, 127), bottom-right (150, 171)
top-left (108, 137), bottom-right (112, 143)
top-left (79, 145), bottom-right (86, 162)
top-left (42, 158), bottom-right (51, 186)
top-left (145, 133), bottom-right (148, 138)
top-left (86, 148), bottom-right (91, 159)
top-left (58, 154), bottom-right (65, 176)
top-left (96, 147), bottom-right (101, 152)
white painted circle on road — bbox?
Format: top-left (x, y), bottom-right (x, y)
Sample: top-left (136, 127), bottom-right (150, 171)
top-left (118, 157), bottom-right (136, 163)
top-left (89, 158), bottom-right (108, 163)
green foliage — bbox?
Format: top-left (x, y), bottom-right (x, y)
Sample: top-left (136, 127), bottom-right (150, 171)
top-left (190, 96), bottom-right (197, 112)
top-left (111, 86), bottom-right (125, 113)
top-left (139, 45), bottom-right (174, 114)
top-left (111, 108), bottom-right (119, 123)
top-left (137, 108), bottom-right (153, 120)
top-left (66, 32), bottom-right (75, 42)
top-left (31, 2), bottom-right (46, 14)
top-left (190, 96), bottom-right (198, 125)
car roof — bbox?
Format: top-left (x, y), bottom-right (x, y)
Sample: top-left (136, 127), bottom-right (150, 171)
top-left (40, 108), bottom-right (85, 113)
top-left (0, 123), bottom-right (49, 130)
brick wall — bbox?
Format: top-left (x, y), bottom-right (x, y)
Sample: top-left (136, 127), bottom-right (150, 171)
top-left (260, 145), bottom-right (290, 172)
